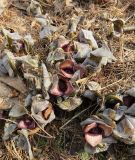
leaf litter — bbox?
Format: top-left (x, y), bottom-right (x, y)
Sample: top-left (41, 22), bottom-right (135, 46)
top-left (0, 0), bottom-right (135, 159)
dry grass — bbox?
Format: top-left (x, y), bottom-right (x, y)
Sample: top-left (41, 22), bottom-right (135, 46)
top-left (0, 0), bottom-right (135, 159)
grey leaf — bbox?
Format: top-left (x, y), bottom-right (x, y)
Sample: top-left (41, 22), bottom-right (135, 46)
top-left (79, 29), bottom-right (98, 49)
top-left (24, 34), bottom-right (34, 53)
top-left (73, 41), bottom-right (91, 59)
top-left (90, 43), bottom-right (116, 64)
top-left (3, 123), bottom-right (17, 140)
top-left (57, 96), bottom-right (82, 111)
top-left (0, 76), bottom-right (27, 94)
top-left (31, 97), bottom-right (55, 126)
top-left (126, 87), bottom-right (135, 97)
top-left (39, 26), bottom-right (58, 39)
top-left (9, 103), bottom-right (27, 117)
top-left (19, 129), bottom-right (34, 160)
top-left (42, 63), bottom-right (51, 91)
top-left (87, 81), bottom-right (101, 91)
top-left (27, 0), bottom-right (42, 16)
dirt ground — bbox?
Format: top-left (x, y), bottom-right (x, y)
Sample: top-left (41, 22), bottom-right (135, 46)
top-left (0, 0), bottom-right (135, 159)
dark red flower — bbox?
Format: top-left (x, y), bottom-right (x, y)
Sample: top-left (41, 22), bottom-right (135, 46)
top-left (50, 75), bottom-right (74, 96)
top-left (60, 59), bottom-right (86, 79)
top-left (18, 116), bottom-right (36, 130)
top-left (82, 120), bottom-right (113, 147)
top-left (123, 96), bottom-right (135, 108)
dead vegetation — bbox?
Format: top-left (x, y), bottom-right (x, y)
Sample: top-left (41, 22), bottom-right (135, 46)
top-left (0, 0), bottom-right (135, 160)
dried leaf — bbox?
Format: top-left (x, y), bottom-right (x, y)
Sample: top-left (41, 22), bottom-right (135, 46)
top-left (90, 43), bottom-right (116, 64)
top-left (31, 97), bottom-right (55, 126)
top-left (19, 129), bottom-right (34, 160)
top-left (42, 63), bottom-right (51, 91)
top-left (0, 81), bottom-right (12, 98)
top-left (126, 103), bottom-right (135, 116)
top-left (126, 87), bottom-right (135, 97)
top-left (0, 59), bottom-right (8, 76)
top-left (87, 81), bottom-right (101, 91)
top-left (27, 0), bottom-right (42, 16)
top-left (0, 97), bottom-right (11, 110)
top-left (35, 14), bottom-right (52, 26)
top-left (13, 135), bottom-right (29, 152)
top-left (2, 49), bottom-right (16, 77)
top-left (73, 41), bottom-right (91, 59)
top-left (103, 105), bottom-right (127, 121)
top-left (39, 26), bottom-right (58, 39)
top-left (113, 115), bottom-right (135, 144)
top-left (0, 76), bottom-right (27, 94)
top-left (24, 34), bottom-right (34, 53)
top-left (68, 15), bottom-right (81, 34)
top-left (15, 55), bottom-right (39, 68)
top-left (79, 29), bottom-right (98, 49)
top-left (84, 140), bottom-right (110, 154)
top-left (47, 48), bottom-right (65, 64)
top-left (83, 90), bottom-right (100, 101)
top-left (3, 123), bottom-right (17, 140)
top-left (109, 18), bottom-right (125, 37)
top-left (0, 0), bottom-right (9, 15)
top-left (57, 96), bottom-right (82, 111)
top-left (9, 104), bottom-right (27, 117)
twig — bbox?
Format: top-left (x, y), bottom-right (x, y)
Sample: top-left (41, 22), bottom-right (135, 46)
top-left (24, 106), bottom-right (55, 138)
top-left (30, 115), bottom-right (55, 138)
top-left (60, 104), bottom-right (96, 130)
top-left (0, 118), bottom-right (17, 124)
top-left (124, 26), bottom-right (135, 32)
top-left (125, 13), bottom-right (135, 23)
top-left (11, 140), bottom-right (23, 160)
top-left (99, 78), bottom-right (123, 91)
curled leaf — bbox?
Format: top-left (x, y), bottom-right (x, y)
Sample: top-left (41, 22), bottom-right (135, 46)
top-left (0, 59), bottom-right (8, 76)
top-left (109, 18), bottom-right (125, 37)
top-left (113, 115), bottom-right (135, 144)
top-left (9, 103), bottom-right (27, 117)
top-left (57, 96), bottom-right (82, 111)
top-left (35, 13), bottom-right (52, 26)
top-left (3, 123), bottom-right (17, 140)
top-left (47, 48), bottom-right (65, 64)
top-left (73, 41), bottom-right (91, 60)
top-left (15, 55), bottom-right (39, 68)
top-left (87, 81), bottom-right (101, 91)
top-left (79, 29), bottom-right (98, 49)
top-left (103, 94), bottom-right (123, 109)
top-left (27, 0), bottom-right (42, 16)
top-left (39, 25), bottom-right (58, 39)
top-left (0, 97), bottom-right (11, 110)
top-left (19, 129), bottom-right (34, 160)
top-left (42, 63), bottom-right (51, 91)
top-left (103, 105), bottom-right (127, 121)
top-left (125, 87), bottom-right (135, 98)
top-left (0, 76), bottom-right (27, 94)
top-left (2, 49), bottom-right (16, 77)
top-left (126, 103), bottom-right (135, 116)
top-left (68, 15), bottom-right (81, 34)
top-left (24, 34), bottom-right (34, 53)
top-left (31, 97), bottom-right (55, 126)
top-left (90, 43), bottom-right (116, 64)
